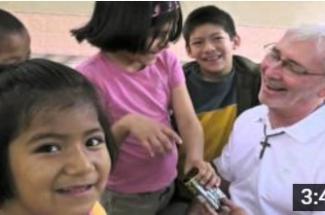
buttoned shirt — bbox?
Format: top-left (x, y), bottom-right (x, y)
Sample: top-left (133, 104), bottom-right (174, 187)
top-left (215, 104), bottom-right (325, 215)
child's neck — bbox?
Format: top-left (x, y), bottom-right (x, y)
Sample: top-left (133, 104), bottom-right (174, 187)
top-left (103, 51), bottom-right (145, 73)
top-left (200, 67), bottom-right (233, 82)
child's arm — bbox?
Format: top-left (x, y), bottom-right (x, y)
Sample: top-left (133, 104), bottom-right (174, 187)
top-left (112, 114), bottom-right (182, 157)
top-left (172, 83), bottom-right (219, 187)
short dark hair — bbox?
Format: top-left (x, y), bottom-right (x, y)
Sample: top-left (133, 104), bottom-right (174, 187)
top-left (0, 59), bottom-right (117, 205)
top-left (71, 1), bottom-right (182, 53)
top-left (0, 9), bottom-right (27, 40)
top-left (183, 5), bottom-right (237, 47)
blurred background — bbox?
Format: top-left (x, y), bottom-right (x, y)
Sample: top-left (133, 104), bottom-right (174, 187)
top-left (1, 1), bottom-right (325, 66)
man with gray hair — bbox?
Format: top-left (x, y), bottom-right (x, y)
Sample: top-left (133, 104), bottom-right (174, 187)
top-left (202, 24), bottom-right (325, 215)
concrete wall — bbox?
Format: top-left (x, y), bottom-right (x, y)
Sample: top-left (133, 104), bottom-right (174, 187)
top-left (1, 2), bottom-right (325, 62)
top-left (2, 1), bottom-right (325, 26)
top-left (182, 1), bottom-right (325, 27)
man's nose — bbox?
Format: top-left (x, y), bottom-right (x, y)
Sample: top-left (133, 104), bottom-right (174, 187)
top-left (261, 58), bottom-right (283, 79)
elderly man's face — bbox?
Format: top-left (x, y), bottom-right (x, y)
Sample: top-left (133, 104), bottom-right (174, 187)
top-left (259, 33), bottom-right (325, 113)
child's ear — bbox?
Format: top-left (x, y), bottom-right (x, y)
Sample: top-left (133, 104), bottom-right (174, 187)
top-left (186, 45), bottom-right (194, 58)
top-left (232, 35), bottom-right (241, 50)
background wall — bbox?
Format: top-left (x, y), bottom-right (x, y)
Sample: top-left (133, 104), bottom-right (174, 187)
top-left (182, 2), bottom-right (325, 27)
top-left (1, 1), bottom-right (325, 64)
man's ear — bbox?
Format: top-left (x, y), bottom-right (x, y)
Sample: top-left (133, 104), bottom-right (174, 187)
top-left (232, 35), bottom-right (241, 50)
top-left (318, 86), bottom-right (325, 98)
top-left (317, 77), bottom-right (325, 98)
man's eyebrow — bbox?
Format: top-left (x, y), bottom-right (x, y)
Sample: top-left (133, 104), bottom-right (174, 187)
top-left (273, 47), bottom-right (305, 67)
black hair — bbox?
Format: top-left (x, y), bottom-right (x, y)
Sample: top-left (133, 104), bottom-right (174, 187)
top-left (183, 5), bottom-right (237, 47)
top-left (0, 9), bottom-right (27, 40)
top-left (71, 1), bottom-right (182, 53)
top-left (0, 59), bottom-right (117, 205)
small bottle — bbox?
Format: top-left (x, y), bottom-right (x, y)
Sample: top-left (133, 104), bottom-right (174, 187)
top-left (183, 167), bottom-right (227, 211)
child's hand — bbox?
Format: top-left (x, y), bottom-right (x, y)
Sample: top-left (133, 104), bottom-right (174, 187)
top-left (124, 114), bottom-right (182, 157)
top-left (185, 159), bottom-right (220, 188)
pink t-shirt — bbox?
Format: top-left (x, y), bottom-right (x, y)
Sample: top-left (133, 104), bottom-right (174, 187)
top-left (77, 49), bottom-right (185, 193)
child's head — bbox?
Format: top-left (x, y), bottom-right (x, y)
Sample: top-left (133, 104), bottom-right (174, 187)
top-left (183, 6), bottom-right (240, 78)
top-left (72, 2), bottom-right (182, 67)
top-left (0, 9), bottom-right (30, 65)
top-left (0, 59), bottom-right (116, 214)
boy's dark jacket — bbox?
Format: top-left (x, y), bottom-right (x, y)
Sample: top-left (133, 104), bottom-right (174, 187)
top-left (183, 55), bottom-right (261, 116)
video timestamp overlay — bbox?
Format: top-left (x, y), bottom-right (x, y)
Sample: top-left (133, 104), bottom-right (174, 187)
top-left (293, 184), bottom-right (325, 211)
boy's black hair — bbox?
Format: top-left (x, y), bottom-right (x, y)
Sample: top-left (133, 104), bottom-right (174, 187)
top-left (0, 59), bottom-right (117, 205)
top-left (183, 5), bottom-right (237, 47)
top-left (0, 9), bottom-right (27, 40)
top-left (71, 1), bottom-right (182, 53)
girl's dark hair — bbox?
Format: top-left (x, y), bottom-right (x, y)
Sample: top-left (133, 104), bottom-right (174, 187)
top-left (183, 5), bottom-right (237, 47)
top-left (0, 59), bottom-right (117, 205)
top-left (0, 9), bottom-right (27, 39)
top-left (71, 1), bottom-right (182, 53)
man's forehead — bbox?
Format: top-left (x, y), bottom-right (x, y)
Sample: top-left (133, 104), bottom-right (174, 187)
top-left (276, 34), bottom-right (325, 73)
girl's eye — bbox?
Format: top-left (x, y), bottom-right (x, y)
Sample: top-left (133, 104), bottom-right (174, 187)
top-left (34, 144), bottom-right (60, 154)
top-left (86, 137), bottom-right (105, 148)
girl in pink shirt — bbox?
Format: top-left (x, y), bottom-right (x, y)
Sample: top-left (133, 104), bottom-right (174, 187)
top-left (73, 2), bottom-right (218, 214)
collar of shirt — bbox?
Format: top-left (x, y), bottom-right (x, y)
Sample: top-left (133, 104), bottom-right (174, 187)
top-left (254, 104), bottom-right (325, 143)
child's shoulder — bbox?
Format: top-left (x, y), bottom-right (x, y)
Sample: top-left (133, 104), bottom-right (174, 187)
top-left (76, 53), bottom-right (103, 74)
top-left (233, 55), bottom-right (260, 75)
top-left (182, 61), bottom-right (199, 72)
top-left (157, 49), bottom-right (176, 60)
top-left (154, 49), bottom-right (180, 69)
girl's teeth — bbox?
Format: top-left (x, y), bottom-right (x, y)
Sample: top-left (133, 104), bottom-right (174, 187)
top-left (58, 185), bottom-right (91, 193)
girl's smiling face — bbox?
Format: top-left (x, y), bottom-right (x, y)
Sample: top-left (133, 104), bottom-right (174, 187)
top-left (6, 104), bottom-right (110, 215)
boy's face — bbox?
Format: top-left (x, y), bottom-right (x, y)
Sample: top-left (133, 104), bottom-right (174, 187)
top-left (8, 104), bottom-right (110, 215)
top-left (186, 23), bottom-right (240, 80)
top-left (0, 31), bottom-right (31, 65)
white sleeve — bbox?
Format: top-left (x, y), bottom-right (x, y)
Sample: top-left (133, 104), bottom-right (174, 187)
top-left (213, 132), bottom-right (234, 182)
